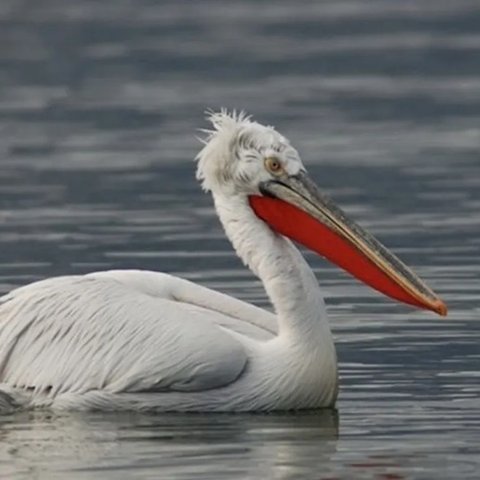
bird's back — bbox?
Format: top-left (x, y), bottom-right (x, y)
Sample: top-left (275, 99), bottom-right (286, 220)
top-left (0, 274), bottom-right (251, 410)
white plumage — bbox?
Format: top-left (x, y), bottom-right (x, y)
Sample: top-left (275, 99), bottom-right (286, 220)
top-left (0, 111), bottom-right (337, 411)
top-left (0, 264), bottom-right (336, 410)
top-left (0, 110), bottom-right (444, 412)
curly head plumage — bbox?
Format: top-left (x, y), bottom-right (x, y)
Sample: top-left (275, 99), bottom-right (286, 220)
top-left (195, 109), bottom-right (301, 195)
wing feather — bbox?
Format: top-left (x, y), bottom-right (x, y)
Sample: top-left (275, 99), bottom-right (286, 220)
top-left (0, 274), bottom-right (249, 397)
top-left (87, 270), bottom-right (278, 336)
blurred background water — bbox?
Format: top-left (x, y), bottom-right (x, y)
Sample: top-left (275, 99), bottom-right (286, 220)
top-left (0, 0), bottom-right (479, 478)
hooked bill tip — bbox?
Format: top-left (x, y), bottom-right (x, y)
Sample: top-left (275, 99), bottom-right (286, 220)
top-left (433, 299), bottom-right (448, 317)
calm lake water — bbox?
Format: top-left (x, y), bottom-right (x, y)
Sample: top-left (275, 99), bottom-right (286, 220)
top-left (0, 0), bottom-right (479, 478)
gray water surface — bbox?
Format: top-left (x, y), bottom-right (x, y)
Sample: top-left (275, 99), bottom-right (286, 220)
top-left (0, 1), bottom-right (479, 479)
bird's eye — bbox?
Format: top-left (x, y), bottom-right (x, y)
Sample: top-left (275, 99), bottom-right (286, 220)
top-left (265, 157), bottom-right (283, 175)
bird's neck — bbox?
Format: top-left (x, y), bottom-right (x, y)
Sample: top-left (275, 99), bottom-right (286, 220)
top-left (214, 194), bottom-right (332, 343)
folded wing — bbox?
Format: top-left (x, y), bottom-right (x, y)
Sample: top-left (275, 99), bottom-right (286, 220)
top-left (0, 272), bottom-right (259, 398)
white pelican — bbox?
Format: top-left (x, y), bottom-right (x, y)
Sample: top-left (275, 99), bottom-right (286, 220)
top-left (0, 110), bottom-right (447, 412)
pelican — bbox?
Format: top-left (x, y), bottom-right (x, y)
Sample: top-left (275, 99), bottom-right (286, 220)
top-left (0, 110), bottom-right (447, 412)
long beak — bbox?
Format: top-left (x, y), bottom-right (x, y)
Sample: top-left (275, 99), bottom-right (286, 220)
top-left (249, 171), bottom-right (447, 316)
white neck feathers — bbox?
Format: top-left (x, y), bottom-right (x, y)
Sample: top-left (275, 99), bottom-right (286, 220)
top-left (213, 193), bottom-right (330, 342)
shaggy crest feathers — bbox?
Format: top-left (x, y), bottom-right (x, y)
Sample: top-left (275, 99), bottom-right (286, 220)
top-left (203, 108), bottom-right (252, 136)
top-left (195, 109), bottom-right (278, 193)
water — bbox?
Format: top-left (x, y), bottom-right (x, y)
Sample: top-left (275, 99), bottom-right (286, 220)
top-left (0, 0), bottom-right (479, 478)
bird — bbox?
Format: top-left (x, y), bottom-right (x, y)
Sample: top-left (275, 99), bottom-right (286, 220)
top-left (0, 110), bottom-right (447, 412)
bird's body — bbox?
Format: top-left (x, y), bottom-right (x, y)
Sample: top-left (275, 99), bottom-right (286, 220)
top-left (0, 111), bottom-right (445, 412)
top-left (0, 270), bottom-right (336, 411)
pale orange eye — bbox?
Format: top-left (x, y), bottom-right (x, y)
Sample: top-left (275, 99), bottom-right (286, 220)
top-left (265, 157), bottom-right (283, 174)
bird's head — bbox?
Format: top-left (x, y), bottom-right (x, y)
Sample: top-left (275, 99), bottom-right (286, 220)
top-left (196, 109), bottom-right (304, 196)
top-left (196, 109), bottom-right (447, 317)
